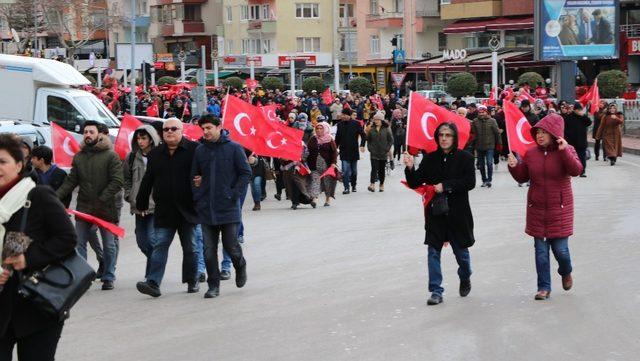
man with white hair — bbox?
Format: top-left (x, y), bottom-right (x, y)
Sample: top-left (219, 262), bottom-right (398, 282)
top-left (135, 118), bottom-right (201, 297)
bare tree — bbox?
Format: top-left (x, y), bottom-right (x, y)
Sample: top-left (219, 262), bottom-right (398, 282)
top-left (0, 0), bottom-right (44, 52)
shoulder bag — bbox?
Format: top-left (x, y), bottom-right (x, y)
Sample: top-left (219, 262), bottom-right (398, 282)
top-left (429, 193), bottom-right (449, 216)
top-left (17, 192), bottom-right (96, 321)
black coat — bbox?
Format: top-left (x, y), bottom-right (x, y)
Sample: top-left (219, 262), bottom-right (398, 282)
top-left (564, 112), bottom-right (592, 149)
top-left (137, 138), bottom-right (199, 228)
top-left (405, 149), bottom-right (476, 249)
top-left (0, 185), bottom-right (77, 338)
top-left (335, 120), bottom-right (365, 161)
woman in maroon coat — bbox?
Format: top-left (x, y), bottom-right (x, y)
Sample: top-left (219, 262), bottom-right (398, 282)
top-left (507, 113), bottom-right (583, 300)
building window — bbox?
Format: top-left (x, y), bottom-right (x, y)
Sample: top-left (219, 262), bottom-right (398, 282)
top-left (340, 33), bottom-right (357, 52)
top-left (295, 3), bottom-right (319, 19)
top-left (504, 29), bottom-right (533, 48)
top-left (370, 0), bottom-right (379, 15)
top-left (370, 35), bottom-right (380, 55)
top-left (262, 39), bottom-right (272, 53)
top-left (262, 4), bottom-right (271, 20)
top-left (438, 32), bottom-right (446, 50)
top-left (226, 6), bottom-right (232, 22)
top-left (249, 5), bottom-right (261, 20)
top-left (465, 32), bottom-right (498, 49)
top-left (227, 39), bottom-right (234, 54)
top-left (183, 5), bottom-right (201, 21)
top-left (393, 0), bottom-right (403, 13)
top-left (296, 37), bottom-right (320, 52)
top-left (241, 5), bottom-right (249, 21)
top-left (242, 39), bottom-right (271, 54)
top-left (339, 3), bottom-right (354, 18)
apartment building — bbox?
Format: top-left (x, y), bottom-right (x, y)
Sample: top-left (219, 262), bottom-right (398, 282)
top-left (148, 0), bottom-right (222, 68)
top-left (107, 0), bottom-right (151, 57)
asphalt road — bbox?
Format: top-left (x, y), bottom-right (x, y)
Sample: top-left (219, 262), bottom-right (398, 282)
top-left (56, 152), bottom-right (640, 361)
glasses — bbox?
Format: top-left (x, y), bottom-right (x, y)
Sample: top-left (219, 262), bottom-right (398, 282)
top-left (163, 126), bottom-right (180, 133)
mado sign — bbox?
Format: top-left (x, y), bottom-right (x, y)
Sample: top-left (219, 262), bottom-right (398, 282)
top-left (442, 49), bottom-right (467, 60)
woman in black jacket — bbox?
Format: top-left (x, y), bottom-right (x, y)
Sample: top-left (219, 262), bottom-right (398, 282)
top-left (0, 134), bottom-right (78, 360)
top-left (404, 122), bottom-right (476, 306)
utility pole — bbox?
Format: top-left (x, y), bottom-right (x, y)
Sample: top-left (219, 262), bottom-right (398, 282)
top-left (332, 0), bottom-right (340, 91)
top-left (130, 0), bottom-right (137, 115)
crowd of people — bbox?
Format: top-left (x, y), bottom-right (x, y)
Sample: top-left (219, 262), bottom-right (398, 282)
top-left (0, 78), bottom-right (627, 359)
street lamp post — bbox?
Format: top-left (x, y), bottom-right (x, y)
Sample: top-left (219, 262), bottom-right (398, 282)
top-left (211, 49), bottom-right (219, 87)
top-left (489, 35), bottom-right (501, 102)
top-left (130, 0), bottom-right (137, 115)
top-left (179, 50), bottom-right (187, 84)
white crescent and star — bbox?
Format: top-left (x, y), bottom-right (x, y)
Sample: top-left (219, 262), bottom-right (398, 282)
top-left (516, 117), bottom-right (534, 144)
top-left (420, 112), bottom-right (437, 140)
top-left (62, 137), bottom-right (75, 156)
top-left (266, 131), bottom-right (286, 149)
top-left (233, 113), bottom-right (252, 137)
top-left (266, 110), bottom-right (277, 122)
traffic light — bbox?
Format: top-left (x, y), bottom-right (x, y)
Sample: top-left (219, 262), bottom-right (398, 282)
top-left (391, 37), bottom-right (398, 47)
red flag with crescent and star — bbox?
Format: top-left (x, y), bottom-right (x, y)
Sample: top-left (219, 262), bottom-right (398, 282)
top-left (114, 114), bottom-right (142, 160)
top-left (406, 92), bottom-right (471, 153)
top-left (255, 115), bottom-right (304, 161)
top-left (221, 95), bottom-right (263, 152)
top-left (260, 104), bottom-right (280, 122)
top-left (504, 101), bottom-right (536, 157)
top-left (51, 123), bottom-right (80, 168)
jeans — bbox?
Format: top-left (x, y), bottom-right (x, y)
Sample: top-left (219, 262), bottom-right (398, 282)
top-left (135, 214), bottom-right (156, 279)
top-left (370, 159), bottom-right (386, 185)
top-left (0, 322), bottom-right (63, 361)
top-left (75, 219), bottom-right (118, 282)
top-left (477, 149), bottom-right (495, 183)
top-left (194, 225), bottom-right (207, 275)
top-left (341, 160), bottom-right (358, 190)
top-left (202, 223), bottom-right (246, 288)
top-left (534, 237), bottom-right (573, 292)
top-left (250, 176), bottom-right (263, 203)
top-left (427, 243), bottom-right (472, 296)
top-left (147, 222), bottom-right (198, 286)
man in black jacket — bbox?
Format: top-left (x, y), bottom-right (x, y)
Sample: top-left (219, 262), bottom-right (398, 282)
top-left (335, 109), bottom-right (365, 194)
top-left (30, 145), bottom-right (71, 207)
top-left (564, 102), bottom-right (592, 177)
top-left (136, 118), bottom-right (200, 297)
top-left (404, 122), bottom-right (476, 306)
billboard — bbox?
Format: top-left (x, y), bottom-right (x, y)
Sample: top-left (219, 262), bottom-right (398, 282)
top-left (535, 0), bottom-right (619, 60)
top-left (115, 43), bottom-right (154, 70)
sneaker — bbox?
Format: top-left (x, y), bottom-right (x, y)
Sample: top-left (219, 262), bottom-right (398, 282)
top-left (220, 270), bottom-right (231, 280)
top-left (562, 274), bottom-right (573, 291)
top-left (136, 281), bottom-right (161, 297)
top-left (342, 189), bottom-right (350, 195)
top-left (427, 293), bottom-right (443, 306)
top-left (101, 280), bottom-right (114, 291)
top-left (534, 290), bottom-right (550, 300)
top-left (459, 280), bottom-right (471, 297)
top-left (204, 287), bottom-right (220, 299)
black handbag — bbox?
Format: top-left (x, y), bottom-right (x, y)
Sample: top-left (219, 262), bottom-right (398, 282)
top-left (429, 193), bottom-right (449, 216)
top-left (16, 192), bottom-right (96, 321)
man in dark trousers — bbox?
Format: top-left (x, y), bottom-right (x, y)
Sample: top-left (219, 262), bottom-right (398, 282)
top-left (335, 108), bottom-right (366, 194)
top-left (564, 102), bottom-right (592, 177)
top-left (30, 145), bottom-right (71, 207)
top-left (136, 118), bottom-right (200, 297)
top-left (191, 114), bottom-right (251, 299)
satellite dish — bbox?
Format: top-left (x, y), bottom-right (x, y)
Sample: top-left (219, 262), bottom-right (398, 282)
top-left (10, 28), bottom-right (19, 43)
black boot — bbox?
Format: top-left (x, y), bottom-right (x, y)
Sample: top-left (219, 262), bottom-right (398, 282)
top-left (236, 264), bottom-right (247, 288)
top-left (459, 280), bottom-right (471, 297)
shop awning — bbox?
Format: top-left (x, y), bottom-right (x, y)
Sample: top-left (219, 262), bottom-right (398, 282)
top-left (444, 16), bottom-right (533, 34)
top-left (300, 67), bottom-right (332, 74)
top-left (267, 68), bottom-right (292, 75)
top-left (405, 51), bottom-right (535, 73)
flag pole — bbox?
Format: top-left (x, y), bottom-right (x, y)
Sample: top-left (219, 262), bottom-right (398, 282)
top-left (221, 86), bottom-right (231, 127)
top-left (405, 91), bottom-right (413, 152)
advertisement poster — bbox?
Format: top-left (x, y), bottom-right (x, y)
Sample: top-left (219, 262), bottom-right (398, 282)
top-left (538, 0), bottom-right (619, 60)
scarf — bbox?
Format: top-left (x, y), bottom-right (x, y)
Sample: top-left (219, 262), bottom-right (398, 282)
top-left (316, 122), bottom-right (333, 145)
top-left (0, 177), bottom-right (36, 247)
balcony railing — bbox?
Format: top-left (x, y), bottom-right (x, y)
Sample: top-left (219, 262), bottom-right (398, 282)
top-left (621, 24), bottom-right (640, 37)
top-left (339, 51), bottom-right (358, 62)
top-left (367, 12), bottom-right (403, 20)
top-left (339, 17), bottom-right (357, 28)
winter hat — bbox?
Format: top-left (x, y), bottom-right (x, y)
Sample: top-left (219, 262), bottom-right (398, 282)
top-left (373, 111), bottom-right (385, 120)
top-left (477, 105), bottom-right (488, 112)
top-left (392, 109), bottom-right (403, 119)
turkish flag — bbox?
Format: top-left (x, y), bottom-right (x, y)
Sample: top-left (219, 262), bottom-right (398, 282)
top-left (406, 92), bottom-right (471, 153)
top-left (589, 79), bottom-right (600, 115)
top-left (371, 94), bottom-right (384, 110)
top-left (401, 180), bottom-right (436, 208)
top-left (66, 209), bottom-right (125, 238)
top-left (320, 166), bottom-right (337, 179)
top-left (255, 116), bottom-right (304, 161)
top-left (146, 102), bottom-right (159, 117)
top-left (222, 95), bottom-right (262, 152)
top-left (181, 103), bottom-right (191, 120)
top-left (260, 104), bottom-right (280, 122)
top-left (51, 123), bottom-right (80, 168)
top-left (246, 79), bottom-right (259, 91)
top-left (114, 114), bottom-right (142, 160)
top-left (183, 123), bottom-right (204, 141)
top-left (488, 87), bottom-right (497, 106)
top-left (504, 101), bottom-right (536, 156)
top-left (321, 88), bottom-right (333, 105)
top-left (503, 87), bottom-right (515, 102)
top-left (295, 163), bottom-right (311, 176)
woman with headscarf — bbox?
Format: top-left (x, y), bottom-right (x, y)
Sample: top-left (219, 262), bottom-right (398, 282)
top-left (508, 113), bottom-right (583, 300)
top-left (391, 109), bottom-right (407, 163)
top-left (595, 102), bottom-right (624, 166)
top-left (307, 121), bottom-right (338, 207)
